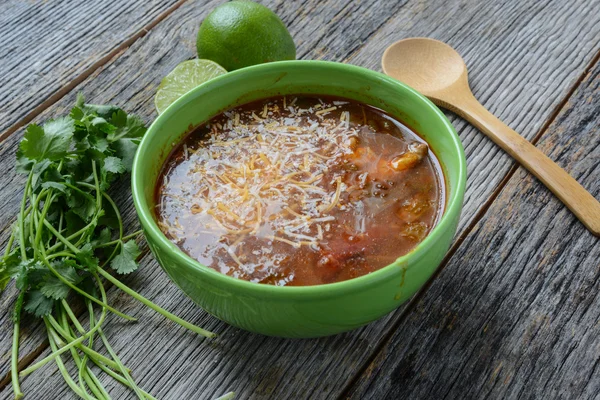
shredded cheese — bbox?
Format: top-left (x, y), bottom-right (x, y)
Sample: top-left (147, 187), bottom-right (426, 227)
top-left (315, 106), bottom-right (337, 115)
top-left (158, 97), bottom-right (364, 272)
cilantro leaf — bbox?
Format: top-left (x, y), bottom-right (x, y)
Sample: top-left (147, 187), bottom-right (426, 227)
top-left (70, 104), bottom-right (85, 121)
top-left (15, 260), bottom-right (46, 291)
top-left (112, 139), bottom-right (139, 172)
top-left (24, 290), bottom-right (55, 317)
top-left (83, 103), bottom-right (121, 120)
top-left (30, 159), bottom-right (54, 190)
top-left (65, 210), bottom-right (86, 237)
top-left (104, 156), bottom-right (126, 174)
top-left (0, 270), bottom-right (10, 291)
top-left (40, 265), bottom-right (82, 300)
top-left (15, 155), bottom-right (34, 174)
top-left (91, 117), bottom-right (116, 135)
top-left (41, 181), bottom-right (67, 193)
top-left (0, 252), bottom-right (21, 291)
top-left (111, 240), bottom-right (141, 275)
top-left (66, 190), bottom-right (97, 222)
top-left (109, 112), bottom-right (146, 142)
top-left (108, 112), bottom-right (146, 171)
top-left (76, 243), bottom-right (99, 272)
top-left (90, 227), bottom-right (112, 248)
top-left (19, 118), bottom-right (74, 161)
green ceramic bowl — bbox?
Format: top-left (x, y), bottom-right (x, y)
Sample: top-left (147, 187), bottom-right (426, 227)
top-left (132, 60), bottom-right (466, 338)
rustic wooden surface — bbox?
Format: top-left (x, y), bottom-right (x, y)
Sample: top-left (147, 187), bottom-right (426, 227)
top-left (0, 0), bottom-right (599, 399)
top-left (0, 0), bottom-right (183, 138)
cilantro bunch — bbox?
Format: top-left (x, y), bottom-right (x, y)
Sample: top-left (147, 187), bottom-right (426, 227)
top-left (1, 95), bottom-right (217, 400)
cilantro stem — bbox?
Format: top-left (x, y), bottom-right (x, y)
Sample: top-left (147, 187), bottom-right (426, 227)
top-left (44, 320), bottom-right (89, 399)
top-left (97, 267), bottom-right (216, 338)
top-left (96, 188), bottom-right (126, 267)
top-left (29, 193), bottom-right (38, 259)
top-left (42, 219), bottom-right (80, 254)
top-left (99, 187), bottom-right (122, 239)
top-left (85, 367), bottom-right (111, 400)
top-left (46, 315), bottom-right (121, 371)
top-left (76, 181), bottom-right (125, 240)
top-left (92, 272), bottom-right (147, 400)
top-left (34, 192), bottom-right (55, 258)
top-left (94, 230), bottom-right (143, 248)
top-left (61, 299), bottom-right (86, 333)
top-left (81, 301), bottom-right (113, 400)
top-left (21, 276), bottom-right (109, 378)
top-left (21, 314), bottom-right (104, 378)
top-left (94, 361), bottom-right (157, 400)
top-left (11, 319), bottom-right (23, 399)
top-left (86, 299), bottom-right (157, 400)
top-left (92, 161), bottom-right (102, 211)
top-left (39, 248), bottom-right (136, 321)
top-left (18, 170), bottom-right (34, 260)
top-left (77, 361), bottom-right (104, 400)
top-left (58, 310), bottom-right (105, 400)
top-left (45, 222), bottom-right (98, 254)
top-left (56, 211), bottom-right (64, 240)
top-left (46, 251), bottom-right (78, 260)
top-left (4, 229), bottom-right (15, 259)
top-left (98, 326), bottom-right (146, 399)
top-left (29, 188), bottom-right (50, 259)
top-left (63, 182), bottom-right (96, 203)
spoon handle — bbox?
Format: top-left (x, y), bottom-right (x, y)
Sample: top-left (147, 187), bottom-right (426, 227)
top-left (455, 93), bottom-right (600, 236)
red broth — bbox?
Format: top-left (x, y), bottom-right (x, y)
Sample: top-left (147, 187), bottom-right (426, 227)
top-left (155, 95), bottom-right (445, 286)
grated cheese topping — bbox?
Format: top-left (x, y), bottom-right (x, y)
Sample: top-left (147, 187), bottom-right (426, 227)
top-left (158, 97), bottom-right (364, 281)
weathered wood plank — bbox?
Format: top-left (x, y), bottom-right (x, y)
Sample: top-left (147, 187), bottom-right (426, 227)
top-left (1, 0), bottom-right (600, 398)
top-left (346, 58), bottom-right (600, 400)
top-left (0, 0), bottom-right (181, 136)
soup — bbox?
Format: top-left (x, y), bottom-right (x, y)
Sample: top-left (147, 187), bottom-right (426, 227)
top-left (155, 95), bottom-right (445, 286)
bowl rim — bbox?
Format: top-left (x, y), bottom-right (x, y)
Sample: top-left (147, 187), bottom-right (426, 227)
top-left (132, 60), bottom-right (466, 299)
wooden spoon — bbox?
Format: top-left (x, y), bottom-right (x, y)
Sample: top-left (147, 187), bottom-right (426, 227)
top-left (382, 37), bottom-right (600, 236)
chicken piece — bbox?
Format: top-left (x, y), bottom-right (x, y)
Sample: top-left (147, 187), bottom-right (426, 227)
top-left (390, 142), bottom-right (429, 171)
top-left (399, 221), bottom-right (429, 242)
top-left (345, 136), bottom-right (360, 151)
top-left (396, 195), bottom-right (432, 223)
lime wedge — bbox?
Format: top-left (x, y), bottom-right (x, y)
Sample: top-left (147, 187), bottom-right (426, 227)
top-left (154, 59), bottom-right (227, 114)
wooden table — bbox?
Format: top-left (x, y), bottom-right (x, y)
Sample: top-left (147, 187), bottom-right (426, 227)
top-left (1, 0), bottom-right (599, 398)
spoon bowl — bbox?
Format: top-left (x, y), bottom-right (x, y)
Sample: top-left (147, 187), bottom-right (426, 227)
top-left (382, 37), bottom-right (600, 236)
top-left (382, 38), bottom-right (467, 97)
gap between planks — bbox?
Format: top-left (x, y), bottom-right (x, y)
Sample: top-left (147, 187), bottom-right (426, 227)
top-left (0, 0), bottom-right (190, 145)
top-left (337, 45), bottom-right (600, 400)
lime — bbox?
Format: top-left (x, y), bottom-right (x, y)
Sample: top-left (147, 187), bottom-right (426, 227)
top-left (196, 0), bottom-right (296, 71)
top-left (154, 59), bottom-right (227, 114)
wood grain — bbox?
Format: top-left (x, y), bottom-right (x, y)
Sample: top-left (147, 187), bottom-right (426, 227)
top-left (0, 0), bottom-right (181, 137)
top-left (346, 57), bottom-right (600, 400)
top-left (0, 0), bottom-right (599, 398)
